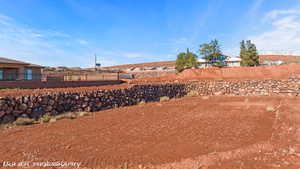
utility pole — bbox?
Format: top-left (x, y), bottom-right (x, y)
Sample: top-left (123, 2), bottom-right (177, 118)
top-left (94, 54), bottom-right (97, 71)
top-left (94, 54), bottom-right (101, 71)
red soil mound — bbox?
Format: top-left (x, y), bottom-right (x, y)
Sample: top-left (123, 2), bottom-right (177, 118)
top-left (129, 64), bottom-right (300, 83)
top-left (178, 64), bottom-right (300, 80)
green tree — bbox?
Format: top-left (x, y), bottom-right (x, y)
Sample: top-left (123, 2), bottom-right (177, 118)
top-left (240, 40), bottom-right (259, 66)
top-left (175, 48), bottom-right (198, 72)
top-left (199, 39), bottom-right (223, 67)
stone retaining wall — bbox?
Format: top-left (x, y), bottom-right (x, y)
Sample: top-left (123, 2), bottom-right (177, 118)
top-left (1, 77), bottom-right (300, 124)
top-left (189, 77), bottom-right (300, 96)
top-left (0, 84), bottom-right (187, 124)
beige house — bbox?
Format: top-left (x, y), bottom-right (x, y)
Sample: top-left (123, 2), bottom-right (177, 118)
top-left (0, 57), bottom-right (44, 81)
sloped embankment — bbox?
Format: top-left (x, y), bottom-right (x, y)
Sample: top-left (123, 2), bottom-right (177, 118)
top-left (178, 64), bottom-right (300, 80)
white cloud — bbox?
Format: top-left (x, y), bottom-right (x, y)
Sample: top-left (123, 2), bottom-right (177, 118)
top-left (248, 8), bottom-right (300, 55)
top-left (78, 39), bottom-right (88, 45)
top-left (264, 9), bottom-right (300, 20)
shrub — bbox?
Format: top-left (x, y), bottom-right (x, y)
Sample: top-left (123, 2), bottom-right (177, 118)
top-left (49, 118), bottom-right (57, 123)
top-left (266, 106), bottom-right (276, 112)
top-left (176, 48), bottom-right (198, 72)
top-left (64, 112), bottom-right (77, 119)
top-left (138, 100), bottom-right (146, 105)
top-left (15, 117), bottom-right (35, 126)
top-left (77, 111), bottom-right (90, 117)
top-left (41, 114), bottom-right (51, 123)
top-left (187, 90), bottom-right (198, 97)
top-left (160, 96), bottom-right (170, 102)
top-left (55, 114), bottom-right (66, 120)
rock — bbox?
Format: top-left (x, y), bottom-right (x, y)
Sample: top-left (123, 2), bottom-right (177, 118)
top-left (0, 111), bottom-right (5, 118)
top-left (46, 106), bottom-right (53, 112)
top-left (19, 104), bottom-right (28, 111)
top-left (20, 113), bottom-right (29, 118)
top-left (48, 99), bottom-right (55, 105)
top-left (12, 111), bottom-right (23, 117)
top-left (1, 114), bottom-right (15, 124)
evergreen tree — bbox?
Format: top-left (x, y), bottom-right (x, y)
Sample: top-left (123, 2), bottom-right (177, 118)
top-left (199, 39), bottom-right (222, 63)
top-left (199, 39), bottom-right (226, 67)
top-left (240, 40), bottom-right (259, 66)
top-left (175, 48), bottom-right (198, 72)
top-left (240, 40), bottom-right (247, 66)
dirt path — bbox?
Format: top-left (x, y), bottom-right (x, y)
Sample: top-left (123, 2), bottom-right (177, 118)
top-left (0, 96), bottom-right (299, 169)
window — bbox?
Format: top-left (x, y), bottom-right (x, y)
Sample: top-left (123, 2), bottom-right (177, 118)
top-left (0, 69), bottom-right (3, 80)
top-left (25, 69), bottom-right (33, 80)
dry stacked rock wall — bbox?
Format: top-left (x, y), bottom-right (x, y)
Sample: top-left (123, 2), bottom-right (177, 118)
top-left (0, 84), bottom-right (187, 124)
top-left (1, 77), bottom-right (300, 124)
top-left (189, 77), bottom-right (300, 96)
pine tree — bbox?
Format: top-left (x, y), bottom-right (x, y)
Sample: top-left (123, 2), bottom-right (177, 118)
top-left (240, 40), bottom-right (259, 66)
top-left (199, 39), bottom-right (222, 64)
top-left (240, 40), bottom-right (247, 66)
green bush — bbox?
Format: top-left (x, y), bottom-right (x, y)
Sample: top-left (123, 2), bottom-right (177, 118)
top-left (176, 48), bottom-right (198, 72)
top-left (41, 114), bottom-right (51, 123)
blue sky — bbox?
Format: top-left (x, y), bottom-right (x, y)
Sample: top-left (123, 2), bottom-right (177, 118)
top-left (0, 0), bottom-right (300, 67)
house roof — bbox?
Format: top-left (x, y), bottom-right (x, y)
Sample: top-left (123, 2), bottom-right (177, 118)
top-left (0, 57), bottom-right (29, 65)
top-left (27, 64), bottom-right (45, 68)
top-left (198, 58), bottom-right (206, 62)
top-left (0, 57), bottom-right (44, 68)
top-left (105, 61), bottom-right (176, 69)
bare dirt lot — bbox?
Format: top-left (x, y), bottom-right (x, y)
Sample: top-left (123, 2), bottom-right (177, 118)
top-left (0, 96), bottom-right (299, 169)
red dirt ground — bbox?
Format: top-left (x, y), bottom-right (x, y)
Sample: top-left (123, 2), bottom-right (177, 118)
top-left (0, 96), bottom-right (299, 169)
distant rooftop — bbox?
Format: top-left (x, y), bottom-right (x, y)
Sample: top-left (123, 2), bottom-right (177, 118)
top-left (0, 57), bottom-right (44, 68)
top-left (105, 61), bottom-right (176, 69)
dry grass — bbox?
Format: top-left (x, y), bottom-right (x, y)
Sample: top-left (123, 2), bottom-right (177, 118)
top-left (64, 112), bottom-right (78, 119)
top-left (186, 90), bottom-right (198, 97)
top-left (15, 117), bottom-right (35, 126)
top-left (160, 96), bottom-right (170, 102)
top-left (266, 106), bottom-right (276, 112)
top-left (77, 111), bottom-right (90, 117)
top-left (138, 100), bottom-right (146, 105)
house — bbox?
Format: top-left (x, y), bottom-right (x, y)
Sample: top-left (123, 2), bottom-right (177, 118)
top-left (198, 56), bottom-right (241, 68)
top-left (225, 57), bottom-right (241, 67)
top-left (0, 57), bottom-right (44, 81)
